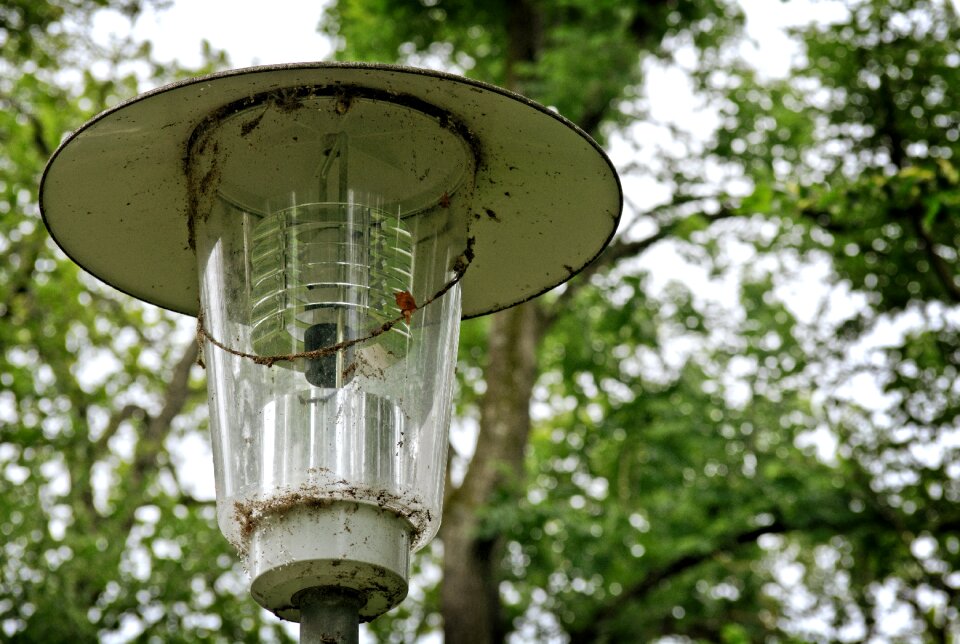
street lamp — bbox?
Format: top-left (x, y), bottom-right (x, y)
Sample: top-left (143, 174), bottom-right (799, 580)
top-left (39, 63), bottom-right (621, 641)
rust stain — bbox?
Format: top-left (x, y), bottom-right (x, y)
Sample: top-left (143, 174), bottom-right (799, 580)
top-left (394, 290), bottom-right (417, 324)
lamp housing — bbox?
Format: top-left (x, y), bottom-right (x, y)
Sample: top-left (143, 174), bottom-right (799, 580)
top-left (39, 63), bottom-right (622, 623)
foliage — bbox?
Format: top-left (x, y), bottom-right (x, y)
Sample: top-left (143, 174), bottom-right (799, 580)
top-left (322, 0), bottom-right (742, 138)
top-left (702, 3), bottom-right (960, 635)
top-left (323, 0), bottom-right (960, 641)
top-left (2, 0), bottom-right (959, 642)
top-left (0, 2), bottom-right (290, 641)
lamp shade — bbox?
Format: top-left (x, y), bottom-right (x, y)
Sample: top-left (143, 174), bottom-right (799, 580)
top-left (39, 63), bottom-right (622, 319)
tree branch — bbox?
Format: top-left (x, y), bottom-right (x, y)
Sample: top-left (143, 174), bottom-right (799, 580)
top-left (128, 341), bottom-right (201, 493)
top-left (544, 207), bottom-right (739, 326)
top-left (570, 516), bottom-right (790, 642)
top-left (0, 227), bottom-right (47, 323)
top-left (0, 93), bottom-right (53, 158)
top-left (174, 494), bottom-right (215, 509)
top-left (94, 404), bottom-right (147, 453)
top-left (909, 206), bottom-right (960, 303)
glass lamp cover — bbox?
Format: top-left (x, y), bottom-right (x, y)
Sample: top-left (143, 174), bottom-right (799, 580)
top-left (191, 93), bottom-right (472, 580)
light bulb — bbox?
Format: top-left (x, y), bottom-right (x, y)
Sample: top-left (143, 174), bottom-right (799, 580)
top-left (248, 202), bottom-right (414, 388)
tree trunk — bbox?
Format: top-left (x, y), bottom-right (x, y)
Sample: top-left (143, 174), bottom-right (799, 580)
top-left (441, 302), bottom-right (543, 643)
top-left (439, 3), bottom-right (546, 640)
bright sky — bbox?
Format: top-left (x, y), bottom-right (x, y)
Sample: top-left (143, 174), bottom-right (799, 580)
top-left (91, 0), bottom-right (848, 72)
top-left (93, 1), bottom-right (334, 68)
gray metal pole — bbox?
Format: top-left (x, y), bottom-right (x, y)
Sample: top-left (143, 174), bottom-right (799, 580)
top-left (298, 587), bottom-right (361, 644)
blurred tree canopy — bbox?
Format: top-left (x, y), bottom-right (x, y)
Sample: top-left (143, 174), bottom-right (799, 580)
top-left (1, 0), bottom-right (958, 643)
top-left (0, 2), bottom-right (292, 641)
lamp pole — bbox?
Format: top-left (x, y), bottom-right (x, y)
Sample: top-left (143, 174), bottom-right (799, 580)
top-left (298, 588), bottom-right (361, 644)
